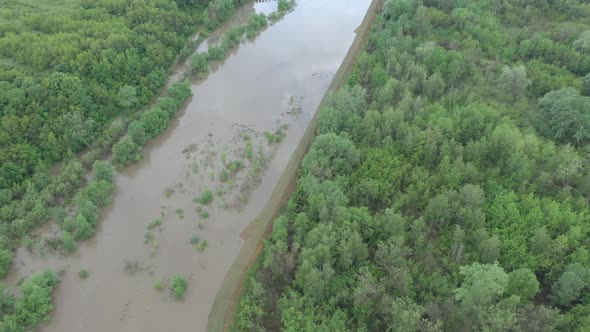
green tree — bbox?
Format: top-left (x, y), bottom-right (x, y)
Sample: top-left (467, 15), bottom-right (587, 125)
top-left (507, 268), bottom-right (540, 302)
top-left (301, 133), bottom-right (360, 179)
top-left (112, 136), bottom-right (142, 166)
top-left (583, 73), bottom-right (590, 96)
top-left (537, 88), bottom-right (590, 144)
top-left (498, 65), bottom-right (531, 102)
top-left (117, 85), bottom-right (138, 109)
top-left (92, 161), bottom-right (115, 183)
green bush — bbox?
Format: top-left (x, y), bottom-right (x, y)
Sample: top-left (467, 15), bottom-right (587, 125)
top-left (170, 275), bottom-right (188, 299)
top-left (190, 53), bottom-right (209, 77)
top-left (128, 120), bottom-right (148, 145)
top-left (78, 269), bottom-right (89, 279)
top-left (61, 231), bottom-right (76, 252)
top-left (92, 160), bottom-right (115, 183)
top-left (208, 45), bottom-right (226, 61)
top-left (112, 136), bottom-right (142, 166)
top-left (0, 248), bottom-right (13, 278)
top-left (199, 189), bottom-right (214, 204)
top-left (140, 107), bottom-right (169, 139)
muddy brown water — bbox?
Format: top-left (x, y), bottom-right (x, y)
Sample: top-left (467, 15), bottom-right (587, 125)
top-left (4, 1), bottom-right (372, 331)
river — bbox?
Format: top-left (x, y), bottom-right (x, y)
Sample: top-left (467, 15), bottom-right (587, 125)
top-left (5, 0), bottom-right (372, 331)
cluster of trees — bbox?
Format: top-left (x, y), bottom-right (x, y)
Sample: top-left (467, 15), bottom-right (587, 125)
top-left (237, 0), bottom-right (590, 330)
top-left (0, 270), bottom-right (59, 331)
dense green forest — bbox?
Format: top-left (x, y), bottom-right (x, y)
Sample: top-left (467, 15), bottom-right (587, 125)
top-left (237, 0), bottom-right (590, 330)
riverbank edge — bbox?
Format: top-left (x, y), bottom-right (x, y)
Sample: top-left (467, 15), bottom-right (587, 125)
top-left (206, 0), bottom-right (386, 330)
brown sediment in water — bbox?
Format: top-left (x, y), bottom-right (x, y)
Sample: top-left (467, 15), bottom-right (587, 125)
top-left (207, 0), bottom-right (386, 331)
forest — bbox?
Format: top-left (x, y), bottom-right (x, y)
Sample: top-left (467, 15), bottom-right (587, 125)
top-left (236, 0), bottom-right (590, 331)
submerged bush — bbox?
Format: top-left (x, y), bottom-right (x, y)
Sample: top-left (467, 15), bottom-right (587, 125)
top-left (170, 275), bottom-right (188, 299)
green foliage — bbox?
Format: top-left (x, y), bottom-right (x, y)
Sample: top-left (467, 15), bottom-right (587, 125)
top-left (78, 269), bottom-right (89, 279)
top-left (0, 249), bottom-right (13, 278)
top-left (170, 275), bottom-right (188, 299)
top-left (0, 270), bottom-right (59, 331)
top-left (507, 268), bottom-right (540, 302)
top-left (584, 73), bottom-right (590, 97)
top-left (92, 161), bottom-right (115, 184)
top-left (236, 1), bottom-right (590, 330)
top-left (498, 65), bottom-right (531, 102)
top-left (198, 189), bottom-right (214, 205)
top-left (536, 88), bottom-right (590, 144)
top-left (61, 231), bottom-right (76, 252)
top-left (112, 136), bottom-right (142, 166)
top-left (154, 279), bottom-right (164, 291)
top-left (147, 219), bottom-right (162, 230)
top-left (190, 53), bottom-right (209, 77)
top-left (301, 133), bottom-right (360, 179)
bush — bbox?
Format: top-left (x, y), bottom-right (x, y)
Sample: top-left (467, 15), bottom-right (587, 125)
top-left (78, 180), bottom-right (112, 207)
top-left (128, 120), bottom-right (148, 145)
top-left (0, 248), bottom-right (13, 278)
top-left (167, 80), bottom-right (192, 103)
top-left (208, 45), bottom-right (226, 61)
top-left (112, 136), bottom-right (142, 166)
top-left (190, 53), bottom-right (209, 77)
top-left (170, 275), bottom-right (188, 299)
top-left (140, 107), bottom-right (169, 139)
top-left (61, 231), bottom-right (76, 252)
top-left (73, 214), bottom-right (94, 240)
top-left (199, 189), bottom-right (214, 204)
top-left (92, 161), bottom-right (115, 183)
top-left (154, 279), bottom-right (164, 291)
top-left (155, 97), bottom-right (180, 117)
top-left (78, 269), bottom-right (89, 279)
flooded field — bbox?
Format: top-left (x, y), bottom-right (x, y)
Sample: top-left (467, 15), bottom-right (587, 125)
top-left (4, 0), bottom-right (372, 331)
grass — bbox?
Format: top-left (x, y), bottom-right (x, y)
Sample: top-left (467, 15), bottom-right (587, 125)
top-left (154, 279), bottom-right (165, 291)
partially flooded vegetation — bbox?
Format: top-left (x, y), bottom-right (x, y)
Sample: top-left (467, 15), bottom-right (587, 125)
top-left (0, 0), bottom-right (373, 330)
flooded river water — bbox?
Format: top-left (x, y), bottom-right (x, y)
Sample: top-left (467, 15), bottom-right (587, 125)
top-left (5, 0), bottom-right (371, 331)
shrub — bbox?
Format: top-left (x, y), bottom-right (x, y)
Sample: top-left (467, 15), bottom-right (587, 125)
top-left (155, 97), bottom-right (180, 118)
top-left (78, 269), bottom-right (89, 279)
top-left (170, 275), bottom-right (188, 299)
top-left (78, 180), bottom-right (112, 207)
top-left (128, 120), bottom-right (148, 145)
top-left (220, 169), bottom-right (230, 182)
top-left (154, 279), bottom-right (164, 291)
top-left (208, 45), bottom-right (226, 61)
top-left (92, 160), bottom-right (115, 183)
top-left (190, 53), bottom-right (209, 77)
top-left (112, 136), bottom-right (142, 166)
top-left (147, 219), bottom-right (162, 230)
top-left (201, 210), bottom-right (209, 219)
top-left (61, 231), bottom-right (76, 252)
top-left (167, 80), bottom-right (192, 103)
top-left (140, 107), bottom-right (169, 139)
top-left (199, 189), bottom-right (214, 204)
top-left (0, 248), bottom-right (13, 278)
top-left (190, 234), bottom-right (200, 244)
